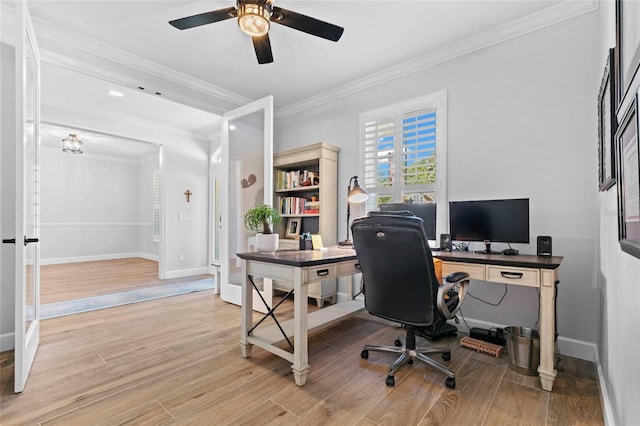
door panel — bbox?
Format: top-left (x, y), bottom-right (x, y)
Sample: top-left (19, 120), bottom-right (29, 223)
top-left (14, 0), bottom-right (41, 393)
top-left (219, 97), bottom-right (274, 313)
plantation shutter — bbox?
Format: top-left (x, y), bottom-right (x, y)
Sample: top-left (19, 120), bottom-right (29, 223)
top-left (401, 108), bottom-right (437, 191)
top-left (359, 91), bottom-right (447, 238)
top-left (363, 114), bottom-right (395, 198)
top-left (152, 170), bottom-right (161, 242)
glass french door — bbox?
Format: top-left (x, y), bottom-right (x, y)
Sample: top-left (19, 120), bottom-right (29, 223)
top-left (13, 0), bottom-right (42, 393)
top-left (219, 96), bottom-right (274, 313)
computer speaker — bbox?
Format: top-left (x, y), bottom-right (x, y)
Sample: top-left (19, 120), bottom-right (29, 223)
top-left (537, 235), bottom-right (552, 257)
top-left (440, 234), bottom-right (452, 252)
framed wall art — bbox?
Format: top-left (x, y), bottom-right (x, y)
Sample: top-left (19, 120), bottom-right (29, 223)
top-left (599, 48), bottom-right (617, 191)
top-left (615, 94), bottom-right (640, 259)
top-left (615, 0), bottom-right (640, 110)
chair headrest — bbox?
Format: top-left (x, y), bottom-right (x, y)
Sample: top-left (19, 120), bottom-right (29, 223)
top-left (367, 210), bottom-right (416, 218)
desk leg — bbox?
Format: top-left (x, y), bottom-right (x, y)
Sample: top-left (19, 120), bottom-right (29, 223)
top-left (538, 269), bottom-right (558, 391)
top-left (347, 274), bottom-right (354, 300)
top-left (240, 259), bottom-right (253, 358)
top-left (292, 267), bottom-right (309, 386)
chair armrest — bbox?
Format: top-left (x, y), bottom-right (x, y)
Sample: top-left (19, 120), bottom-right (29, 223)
top-left (436, 272), bottom-right (469, 320)
top-left (445, 272), bottom-right (469, 283)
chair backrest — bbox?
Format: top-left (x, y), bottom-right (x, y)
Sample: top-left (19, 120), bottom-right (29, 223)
top-left (351, 211), bottom-right (441, 327)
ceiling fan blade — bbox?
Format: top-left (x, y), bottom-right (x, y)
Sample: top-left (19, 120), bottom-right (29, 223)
top-left (252, 34), bottom-right (274, 64)
top-left (271, 6), bottom-right (344, 42)
top-left (169, 7), bottom-right (237, 30)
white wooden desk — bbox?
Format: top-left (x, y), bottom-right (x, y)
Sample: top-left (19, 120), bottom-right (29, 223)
top-left (432, 251), bottom-right (563, 391)
top-left (236, 247), bottom-right (363, 386)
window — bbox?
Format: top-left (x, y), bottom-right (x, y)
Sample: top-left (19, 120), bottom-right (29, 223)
top-left (359, 91), bottom-right (448, 238)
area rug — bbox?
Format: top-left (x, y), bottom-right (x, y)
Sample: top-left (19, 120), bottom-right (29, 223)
top-left (35, 278), bottom-right (215, 320)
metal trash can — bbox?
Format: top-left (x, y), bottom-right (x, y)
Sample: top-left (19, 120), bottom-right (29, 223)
top-left (504, 326), bottom-right (540, 376)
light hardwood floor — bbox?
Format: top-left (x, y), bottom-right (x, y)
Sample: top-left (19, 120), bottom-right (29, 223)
top-left (0, 290), bottom-right (604, 425)
top-left (40, 258), bottom-right (212, 304)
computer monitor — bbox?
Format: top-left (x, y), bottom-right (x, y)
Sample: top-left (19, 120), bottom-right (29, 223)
top-left (380, 202), bottom-right (437, 240)
top-left (449, 198), bottom-right (530, 253)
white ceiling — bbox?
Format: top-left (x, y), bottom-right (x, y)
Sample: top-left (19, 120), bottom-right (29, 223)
top-left (27, 0), bottom-right (569, 110)
top-left (18, 1), bottom-right (590, 159)
top-left (41, 122), bottom-right (159, 160)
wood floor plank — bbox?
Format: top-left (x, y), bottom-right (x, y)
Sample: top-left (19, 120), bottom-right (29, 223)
top-left (547, 375), bottom-right (604, 425)
top-left (419, 357), bottom-right (506, 425)
top-left (166, 365), bottom-right (295, 425)
top-left (363, 370), bottom-right (444, 425)
top-left (294, 366), bottom-right (390, 425)
top-left (41, 399), bottom-right (173, 425)
top-left (40, 258), bottom-right (212, 304)
top-left (228, 399), bottom-right (299, 425)
top-left (0, 267), bottom-right (605, 426)
top-left (483, 379), bottom-right (548, 425)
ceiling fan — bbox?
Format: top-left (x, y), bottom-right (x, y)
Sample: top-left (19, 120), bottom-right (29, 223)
top-left (169, 0), bottom-right (344, 64)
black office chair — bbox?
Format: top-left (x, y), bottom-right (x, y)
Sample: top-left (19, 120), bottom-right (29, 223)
top-left (351, 211), bottom-right (469, 388)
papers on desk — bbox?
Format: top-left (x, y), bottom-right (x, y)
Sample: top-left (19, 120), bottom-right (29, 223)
top-left (311, 234), bottom-right (325, 250)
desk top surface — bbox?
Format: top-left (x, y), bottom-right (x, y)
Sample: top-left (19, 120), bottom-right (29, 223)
top-left (432, 251), bottom-right (563, 269)
top-left (237, 247), bottom-right (563, 270)
top-left (237, 246), bottom-right (357, 267)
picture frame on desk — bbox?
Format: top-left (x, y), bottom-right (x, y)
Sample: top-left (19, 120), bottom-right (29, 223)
top-left (598, 48), bottom-right (617, 191)
top-left (615, 94), bottom-right (640, 259)
top-left (285, 217), bottom-right (301, 238)
top-left (615, 0), bottom-right (640, 111)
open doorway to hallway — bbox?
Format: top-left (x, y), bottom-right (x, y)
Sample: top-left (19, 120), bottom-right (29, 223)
top-left (39, 123), bottom-right (168, 308)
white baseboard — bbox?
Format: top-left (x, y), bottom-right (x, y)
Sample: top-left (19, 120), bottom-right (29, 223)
top-left (330, 305), bottom-right (599, 363)
top-left (0, 332), bottom-right (14, 352)
top-left (593, 347), bottom-right (616, 426)
top-left (455, 317), bottom-right (596, 362)
top-left (164, 267), bottom-right (211, 279)
top-left (40, 252), bottom-right (159, 265)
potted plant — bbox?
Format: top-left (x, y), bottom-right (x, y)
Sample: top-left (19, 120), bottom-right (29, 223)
top-left (244, 204), bottom-right (282, 253)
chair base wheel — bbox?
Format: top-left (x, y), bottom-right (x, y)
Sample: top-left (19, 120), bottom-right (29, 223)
top-left (361, 350), bottom-right (369, 359)
top-left (394, 339), bottom-right (402, 346)
top-left (446, 377), bottom-right (456, 389)
top-left (386, 375), bottom-right (395, 387)
top-left (442, 352), bottom-right (451, 361)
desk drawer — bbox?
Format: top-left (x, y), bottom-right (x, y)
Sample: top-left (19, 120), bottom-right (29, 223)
top-left (441, 262), bottom-right (486, 281)
top-left (337, 261), bottom-right (360, 277)
top-left (306, 264), bottom-right (337, 282)
top-left (487, 265), bottom-right (539, 287)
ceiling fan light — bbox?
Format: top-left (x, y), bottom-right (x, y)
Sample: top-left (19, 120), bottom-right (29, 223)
top-left (238, 3), bottom-right (270, 37)
top-left (62, 133), bottom-right (84, 154)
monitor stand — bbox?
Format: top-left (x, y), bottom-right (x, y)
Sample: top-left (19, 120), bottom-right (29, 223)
top-left (474, 240), bottom-right (500, 254)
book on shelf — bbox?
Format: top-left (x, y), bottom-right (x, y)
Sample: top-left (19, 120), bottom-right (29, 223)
top-left (276, 169), bottom-right (319, 190)
top-left (279, 196), bottom-right (308, 215)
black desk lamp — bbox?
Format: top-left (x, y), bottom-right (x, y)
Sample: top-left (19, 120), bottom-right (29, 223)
top-left (339, 176), bottom-right (369, 247)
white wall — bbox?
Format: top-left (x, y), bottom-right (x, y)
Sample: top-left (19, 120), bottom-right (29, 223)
top-left (275, 11), bottom-right (601, 357)
top-left (40, 147), bottom-right (155, 263)
top-left (596, 2), bottom-right (640, 425)
top-left (40, 104), bottom-right (211, 279)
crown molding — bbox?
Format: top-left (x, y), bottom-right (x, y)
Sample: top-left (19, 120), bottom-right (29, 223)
top-left (30, 12), bottom-right (252, 109)
top-left (42, 96), bottom-right (210, 143)
top-left (42, 144), bottom-right (151, 164)
top-left (276, 0), bottom-right (599, 119)
top-left (4, 1), bottom-right (599, 120)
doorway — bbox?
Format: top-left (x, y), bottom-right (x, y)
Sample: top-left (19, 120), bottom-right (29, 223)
top-left (39, 122), bottom-right (167, 307)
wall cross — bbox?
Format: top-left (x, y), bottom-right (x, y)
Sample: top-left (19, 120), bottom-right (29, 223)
top-left (184, 190), bottom-right (192, 203)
